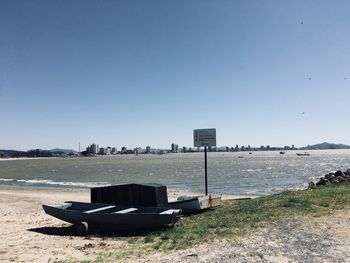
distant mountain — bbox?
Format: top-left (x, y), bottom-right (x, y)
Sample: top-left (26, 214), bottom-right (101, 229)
top-left (304, 142), bottom-right (350, 150)
top-left (49, 148), bottom-right (77, 154)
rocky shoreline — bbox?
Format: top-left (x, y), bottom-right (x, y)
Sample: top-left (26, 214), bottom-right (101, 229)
top-left (309, 168), bottom-right (350, 188)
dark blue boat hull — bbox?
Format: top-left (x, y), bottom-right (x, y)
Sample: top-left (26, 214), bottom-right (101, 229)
top-left (43, 201), bottom-right (180, 231)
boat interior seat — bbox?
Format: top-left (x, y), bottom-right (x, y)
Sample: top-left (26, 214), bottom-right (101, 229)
top-left (113, 207), bottom-right (138, 214)
top-left (84, 205), bottom-right (116, 213)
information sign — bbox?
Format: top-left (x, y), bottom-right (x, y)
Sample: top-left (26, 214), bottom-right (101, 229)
top-left (193, 128), bottom-right (217, 147)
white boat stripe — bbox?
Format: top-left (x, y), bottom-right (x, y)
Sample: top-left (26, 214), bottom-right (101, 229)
top-left (113, 208), bottom-right (138, 214)
top-left (159, 209), bottom-right (181, 215)
top-left (84, 205), bottom-right (115, 213)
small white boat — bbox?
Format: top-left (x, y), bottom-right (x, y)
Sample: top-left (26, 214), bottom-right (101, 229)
top-left (168, 194), bottom-right (221, 214)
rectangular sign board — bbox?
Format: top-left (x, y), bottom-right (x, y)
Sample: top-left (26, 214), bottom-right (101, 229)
top-left (194, 128), bottom-right (217, 147)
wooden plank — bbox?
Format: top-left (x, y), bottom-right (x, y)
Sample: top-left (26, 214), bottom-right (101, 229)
top-left (84, 205), bottom-right (115, 214)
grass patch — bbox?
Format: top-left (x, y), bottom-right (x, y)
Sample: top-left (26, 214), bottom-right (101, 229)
top-left (57, 184), bottom-right (350, 262)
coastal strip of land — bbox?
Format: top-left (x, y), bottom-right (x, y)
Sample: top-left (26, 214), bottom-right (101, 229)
top-left (0, 186), bottom-right (350, 262)
top-left (0, 187), bottom-right (250, 263)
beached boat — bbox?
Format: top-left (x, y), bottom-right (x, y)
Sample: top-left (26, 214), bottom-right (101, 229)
top-left (90, 184), bottom-right (222, 215)
top-left (296, 152), bottom-right (310, 156)
top-left (168, 194), bottom-right (221, 214)
top-left (43, 201), bottom-right (181, 231)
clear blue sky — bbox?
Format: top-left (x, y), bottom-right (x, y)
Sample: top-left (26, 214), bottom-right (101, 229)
top-left (1, 0), bottom-right (350, 151)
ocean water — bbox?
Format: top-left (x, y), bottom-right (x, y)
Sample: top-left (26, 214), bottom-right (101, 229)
top-left (0, 150), bottom-right (349, 196)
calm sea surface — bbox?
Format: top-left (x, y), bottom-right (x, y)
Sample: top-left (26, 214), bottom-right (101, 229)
top-left (1, 150), bottom-right (350, 195)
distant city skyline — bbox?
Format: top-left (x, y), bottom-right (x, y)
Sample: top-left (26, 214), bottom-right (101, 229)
top-left (2, 141), bottom-right (348, 153)
top-left (1, 1), bottom-right (350, 150)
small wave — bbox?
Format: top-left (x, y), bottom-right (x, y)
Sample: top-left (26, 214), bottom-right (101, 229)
top-left (308, 176), bottom-right (320, 182)
top-left (0, 178), bottom-right (15, 182)
top-left (1, 178), bottom-right (111, 188)
top-left (246, 169), bottom-right (263, 172)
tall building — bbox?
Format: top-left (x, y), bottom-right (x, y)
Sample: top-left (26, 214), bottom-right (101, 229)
top-left (145, 146), bottom-right (151, 154)
top-left (134, 147), bottom-right (143, 154)
top-left (99, 147), bottom-right (106, 155)
top-left (90, 143), bottom-right (99, 154)
top-left (106, 147), bottom-right (111, 155)
top-left (171, 143), bottom-right (179, 153)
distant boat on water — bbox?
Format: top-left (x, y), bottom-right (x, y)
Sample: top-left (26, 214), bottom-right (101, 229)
top-left (280, 151), bottom-right (285, 154)
top-left (296, 152), bottom-right (310, 156)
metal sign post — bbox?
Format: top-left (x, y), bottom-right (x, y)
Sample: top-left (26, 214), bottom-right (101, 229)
top-left (204, 146), bottom-right (208, 195)
top-left (194, 128), bottom-right (216, 196)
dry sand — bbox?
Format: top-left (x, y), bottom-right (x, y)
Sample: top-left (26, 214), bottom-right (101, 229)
top-left (1, 187), bottom-right (349, 263)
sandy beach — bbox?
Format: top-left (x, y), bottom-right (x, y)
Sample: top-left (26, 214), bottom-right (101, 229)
top-left (1, 187), bottom-right (350, 263)
top-left (0, 187), bottom-right (247, 262)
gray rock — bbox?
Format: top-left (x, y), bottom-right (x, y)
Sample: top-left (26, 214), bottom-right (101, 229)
top-left (329, 178), bottom-right (339, 184)
top-left (308, 182), bottom-right (316, 188)
top-left (337, 176), bottom-right (345, 182)
top-left (316, 178), bottom-right (330, 186)
top-left (334, 170), bottom-right (345, 178)
top-left (325, 173), bottom-right (335, 180)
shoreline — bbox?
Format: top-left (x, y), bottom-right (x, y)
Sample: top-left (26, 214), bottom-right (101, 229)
top-left (0, 157), bottom-right (57, 161)
top-left (0, 185), bottom-right (258, 201)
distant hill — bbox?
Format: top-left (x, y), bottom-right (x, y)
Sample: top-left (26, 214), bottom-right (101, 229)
top-left (49, 148), bottom-right (77, 154)
top-left (0, 149), bottom-right (26, 155)
top-left (304, 142), bottom-right (350, 150)
top-left (0, 148), bottom-right (76, 158)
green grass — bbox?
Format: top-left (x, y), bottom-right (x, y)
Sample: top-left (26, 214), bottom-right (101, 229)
top-left (57, 184), bottom-right (350, 262)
